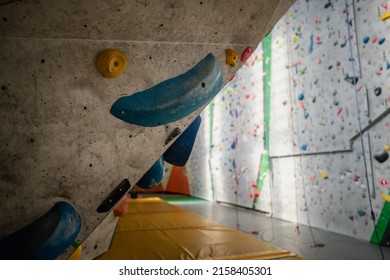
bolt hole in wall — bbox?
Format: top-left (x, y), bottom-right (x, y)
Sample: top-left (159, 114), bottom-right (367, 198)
top-left (181, 0), bottom-right (389, 258)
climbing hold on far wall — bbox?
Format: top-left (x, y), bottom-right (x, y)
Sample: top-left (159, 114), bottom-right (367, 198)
top-left (380, 11), bottom-right (390, 21)
top-left (136, 157), bottom-right (165, 189)
top-left (363, 36), bottom-right (370, 44)
top-left (320, 170), bottom-right (329, 180)
top-left (300, 144), bottom-right (307, 151)
top-left (225, 49), bottom-right (239, 67)
top-left (240, 46), bottom-right (253, 62)
top-left (374, 87), bottom-right (382, 96)
top-left (380, 193), bottom-right (390, 202)
top-left (384, 145), bottom-right (390, 152)
top-left (357, 210), bottom-right (366, 217)
top-left (380, 179), bottom-right (389, 188)
top-left (374, 151), bottom-right (389, 163)
top-left (378, 38), bottom-right (385, 45)
top-left (344, 75), bottom-right (359, 85)
top-left (97, 49), bottom-right (127, 78)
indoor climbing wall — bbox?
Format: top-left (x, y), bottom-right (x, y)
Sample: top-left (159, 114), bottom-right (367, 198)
top-left (270, 0), bottom-right (364, 156)
top-left (187, 44), bottom-right (272, 212)
top-left (188, 0), bottom-right (389, 243)
top-left (269, 0), bottom-right (390, 242)
top-left (0, 0), bottom-right (295, 259)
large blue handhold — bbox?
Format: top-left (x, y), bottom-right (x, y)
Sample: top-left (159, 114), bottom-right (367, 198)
top-left (136, 156), bottom-right (165, 189)
top-left (110, 53), bottom-right (223, 127)
top-left (164, 116), bottom-right (202, 166)
top-left (0, 201), bottom-right (82, 260)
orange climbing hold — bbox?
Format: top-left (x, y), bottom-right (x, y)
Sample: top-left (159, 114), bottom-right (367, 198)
top-left (114, 197), bottom-right (129, 217)
top-left (225, 49), bottom-right (239, 67)
top-left (97, 49), bottom-right (127, 78)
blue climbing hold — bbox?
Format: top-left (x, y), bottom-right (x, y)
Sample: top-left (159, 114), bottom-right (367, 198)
top-left (362, 36), bottom-right (369, 44)
top-left (357, 210), bottom-right (366, 217)
top-left (298, 93), bottom-right (305, 100)
top-left (309, 34), bottom-right (314, 54)
top-left (110, 53), bottom-right (223, 127)
top-left (136, 156), bottom-right (165, 189)
top-left (301, 144), bottom-right (308, 151)
top-left (231, 137), bottom-right (238, 150)
top-left (163, 116), bottom-right (202, 166)
top-left (0, 202), bottom-right (82, 260)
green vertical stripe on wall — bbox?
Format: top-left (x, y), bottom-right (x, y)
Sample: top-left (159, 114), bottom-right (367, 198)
top-left (263, 33), bottom-right (272, 152)
top-left (253, 32), bottom-right (272, 208)
top-left (370, 196), bottom-right (390, 244)
top-left (208, 101), bottom-right (216, 200)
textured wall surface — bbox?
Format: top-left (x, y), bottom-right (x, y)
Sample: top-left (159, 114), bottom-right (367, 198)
top-left (187, 0), bottom-right (389, 242)
top-left (0, 0), bottom-right (294, 258)
top-left (270, 0), bottom-right (389, 241)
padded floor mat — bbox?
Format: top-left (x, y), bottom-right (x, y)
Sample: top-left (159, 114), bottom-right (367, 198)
top-left (98, 198), bottom-right (302, 260)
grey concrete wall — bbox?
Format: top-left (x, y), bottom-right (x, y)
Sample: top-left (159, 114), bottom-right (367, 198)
top-left (0, 0), bottom-right (294, 258)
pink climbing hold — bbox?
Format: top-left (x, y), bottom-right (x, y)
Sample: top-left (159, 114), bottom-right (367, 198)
top-left (240, 46), bottom-right (254, 62)
top-left (372, 36), bottom-right (378, 43)
top-left (380, 179), bottom-right (389, 188)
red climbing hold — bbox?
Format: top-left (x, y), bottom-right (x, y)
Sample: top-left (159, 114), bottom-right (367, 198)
top-left (380, 178), bottom-right (389, 188)
top-left (240, 46), bottom-right (254, 62)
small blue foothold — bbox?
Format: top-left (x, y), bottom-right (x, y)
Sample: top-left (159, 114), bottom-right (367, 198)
top-left (309, 34), bottom-right (314, 54)
top-left (362, 36), bottom-right (369, 44)
top-left (298, 93), bottom-right (305, 100)
top-left (231, 137), bottom-right (238, 150)
top-left (301, 144), bottom-right (308, 151)
top-left (378, 38), bottom-right (385, 45)
top-left (304, 111), bottom-right (309, 119)
top-left (357, 210), bottom-right (366, 217)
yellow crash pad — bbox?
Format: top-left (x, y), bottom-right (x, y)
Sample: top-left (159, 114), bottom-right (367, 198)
top-left (98, 198), bottom-right (301, 260)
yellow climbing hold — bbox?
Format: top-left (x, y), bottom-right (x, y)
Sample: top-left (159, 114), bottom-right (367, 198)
top-left (225, 49), bottom-right (239, 67)
top-left (380, 11), bottom-right (390, 21)
top-left (384, 144), bottom-right (390, 152)
top-left (292, 33), bottom-right (298, 43)
top-left (68, 245), bottom-right (82, 260)
top-left (380, 193), bottom-right (390, 202)
top-left (97, 49), bottom-right (127, 78)
top-left (320, 170), bottom-right (329, 180)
